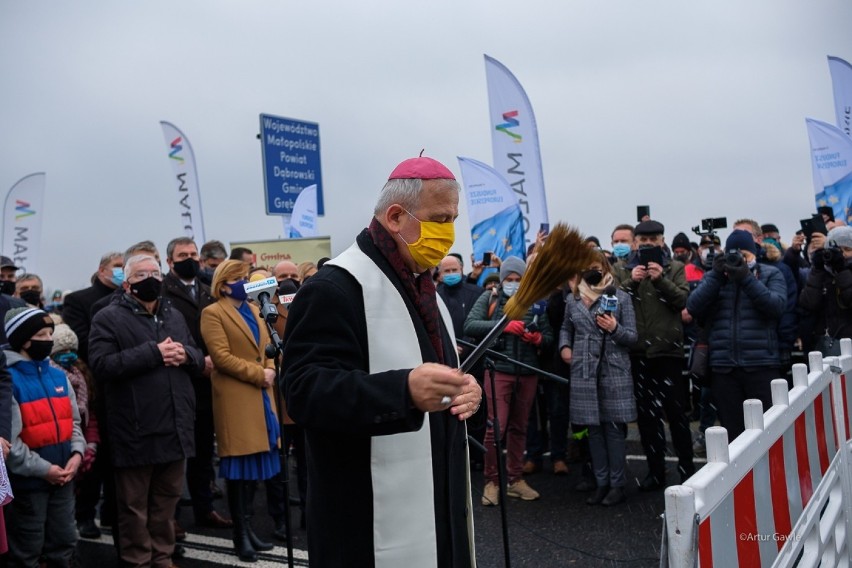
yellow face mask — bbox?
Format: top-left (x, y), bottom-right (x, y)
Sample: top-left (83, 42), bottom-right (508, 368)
top-left (400, 209), bottom-right (455, 269)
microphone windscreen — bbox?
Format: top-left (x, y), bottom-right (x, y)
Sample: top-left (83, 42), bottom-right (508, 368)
top-left (277, 278), bottom-right (299, 296)
top-left (603, 285), bottom-right (617, 296)
top-left (249, 273), bottom-right (268, 282)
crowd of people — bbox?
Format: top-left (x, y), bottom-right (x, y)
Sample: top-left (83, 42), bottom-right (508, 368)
top-left (0, 152), bottom-right (850, 567)
top-left (0, 239), bottom-right (318, 567)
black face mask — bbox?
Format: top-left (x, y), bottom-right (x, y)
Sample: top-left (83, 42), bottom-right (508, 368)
top-left (673, 253), bottom-right (690, 264)
top-left (26, 339), bottom-right (54, 361)
top-left (582, 269), bottom-right (604, 286)
top-left (172, 258), bottom-right (200, 280)
top-left (129, 276), bottom-right (162, 302)
top-left (0, 281), bottom-right (15, 296)
top-left (19, 290), bottom-right (42, 307)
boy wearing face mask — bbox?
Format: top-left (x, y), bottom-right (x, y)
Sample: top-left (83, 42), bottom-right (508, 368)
top-left (687, 230), bottom-right (787, 442)
top-left (5, 307), bottom-right (86, 567)
top-left (464, 256), bottom-right (553, 505)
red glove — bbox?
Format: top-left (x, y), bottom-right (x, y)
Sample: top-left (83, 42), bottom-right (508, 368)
top-left (504, 320), bottom-right (526, 336)
top-left (522, 331), bottom-right (543, 346)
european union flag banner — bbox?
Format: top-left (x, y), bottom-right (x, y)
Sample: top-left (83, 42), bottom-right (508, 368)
top-left (3, 173), bottom-right (45, 274)
top-left (828, 56), bottom-right (852, 137)
top-left (458, 157), bottom-right (525, 267)
top-left (485, 55), bottom-right (549, 252)
top-left (806, 118), bottom-right (852, 223)
top-left (288, 184), bottom-right (318, 238)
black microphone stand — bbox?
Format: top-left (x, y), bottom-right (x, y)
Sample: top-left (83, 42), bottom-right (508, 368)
top-left (457, 339), bottom-right (569, 387)
top-left (259, 299), bottom-right (295, 568)
top-left (483, 357), bottom-right (512, 568)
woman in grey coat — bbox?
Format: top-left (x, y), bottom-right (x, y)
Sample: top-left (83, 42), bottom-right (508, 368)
top-left (560, 252), bottom-right (637, 506)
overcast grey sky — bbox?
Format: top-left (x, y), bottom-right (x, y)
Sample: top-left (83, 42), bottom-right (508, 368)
top-left (1, 1), bottom-right (850, 292)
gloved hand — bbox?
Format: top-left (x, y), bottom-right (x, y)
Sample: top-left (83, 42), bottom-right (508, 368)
top-left (811, 249), bottom-right (825, 271)
top-left (522, 331), bottom-right (543, 346)
top-left (713, 254), bottom-right (727, 275)
top-left (829, 248), bottom-right (846, 272)
top-left (504, 320), bottom-right (526, 336)
top-left (81, 443), bottom-right (97, 474)
top-left (726, 260), bottom-right (750, 282)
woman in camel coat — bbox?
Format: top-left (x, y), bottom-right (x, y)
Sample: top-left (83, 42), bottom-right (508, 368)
top-left (201, 259), bottom-right (279, 562)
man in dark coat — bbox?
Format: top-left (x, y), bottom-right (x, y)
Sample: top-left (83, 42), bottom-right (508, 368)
top-left (61, 251), bottom-right (124, 363)
top-left (283, 155), bottom-right (481, 568)
top-left (89, 254), bottom-right (203, 567)
top-left (687, 230), bottom-right (786, 441)
top-left (161, 236), bottom-right (229, 530)
top-left (612, 220), bottom-right (694, 489)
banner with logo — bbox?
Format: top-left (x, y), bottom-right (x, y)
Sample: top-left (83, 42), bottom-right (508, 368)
top-left (806, 118), bottom-right (852, 224)
top-left (828, 56), bottom-right (852, 137)
top-left (458, 157), bottom-right (525, 267)
top-left (2, 172), bottom-right (45, 274)
top-left (229, 236), bottom-right (332, 269)
top-left (288, 184), bottom-right (318, 238)
top-left (485, 54), bottom-right (549, 252)
top-left (160, 121), bottom-right (206, 243)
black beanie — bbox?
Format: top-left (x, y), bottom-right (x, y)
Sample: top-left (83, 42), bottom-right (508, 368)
top-left (5, 307), bottom-right (54, 352)
top-left (671, 232), bottom-right (691, 250)
top-left (725, 229), bottom-right (758, 255)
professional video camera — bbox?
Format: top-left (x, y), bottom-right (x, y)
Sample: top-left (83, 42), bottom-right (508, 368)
top-left (691, 217), bottom-right (727, 238)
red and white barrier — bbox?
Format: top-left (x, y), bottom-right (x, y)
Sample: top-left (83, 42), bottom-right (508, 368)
top-left (664, 339), bottom-right (852, 567)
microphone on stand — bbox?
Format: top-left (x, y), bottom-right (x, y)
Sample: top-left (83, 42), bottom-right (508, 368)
top-left (244, 275), bottom-right (279, 323)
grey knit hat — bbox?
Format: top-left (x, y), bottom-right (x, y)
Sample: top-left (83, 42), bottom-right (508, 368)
top-left (51, 323), bottom-right (78, 355)
top-left (826, 226), bottom-right (852, 249)
top-left (500, 256), bottom-right (526, 281)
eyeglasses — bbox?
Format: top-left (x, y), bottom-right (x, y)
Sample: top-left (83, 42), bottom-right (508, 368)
top-left (129, 271), bottom-right (162, 281)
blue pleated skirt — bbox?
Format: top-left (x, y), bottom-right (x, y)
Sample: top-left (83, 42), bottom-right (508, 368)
top-left (219, 390), bottom-right (281, 481)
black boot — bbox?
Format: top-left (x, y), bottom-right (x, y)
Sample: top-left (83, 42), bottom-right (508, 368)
top-left (244, 481), bottom-right (274, 552)
top-left (227, 480), bottom-right (257, 562)
top-left (586, 485), bottom-right (609, 505)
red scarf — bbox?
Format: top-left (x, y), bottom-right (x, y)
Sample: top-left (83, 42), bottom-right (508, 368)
top-left (368, 218), bottom-right (444, 364)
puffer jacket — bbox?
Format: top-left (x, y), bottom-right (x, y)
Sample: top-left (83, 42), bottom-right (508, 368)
top-left (7, 352), bottom-right (85, 491)
top-left (88, 293), bottom-right (203, 468)
top-left (612, 251), bottom-right (688, 358)
top-left (798, 264), bottom-right (852, 340)
top-left (759, 243), bottom-right (798, 353)
top-left (463, 287), bottom-right (553, 376)
top-left (687, 262), bottom-right (787, 368)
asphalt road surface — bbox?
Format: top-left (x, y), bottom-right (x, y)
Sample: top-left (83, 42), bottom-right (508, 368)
top-left (75, 449), bottom-right (678, 567)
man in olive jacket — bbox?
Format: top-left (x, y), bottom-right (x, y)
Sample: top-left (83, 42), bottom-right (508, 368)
top-left (89, 254), bottom-right (203, 567)
top-left (612, 220), bottom-right (694, 489)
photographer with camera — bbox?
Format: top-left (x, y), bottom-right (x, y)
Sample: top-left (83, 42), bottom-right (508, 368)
top-left (686, 230), bottom-right (786, 442)
top-left (798, 226), bottom-right (852, 356)
top-left (612, 220), bottom-right (693, 490)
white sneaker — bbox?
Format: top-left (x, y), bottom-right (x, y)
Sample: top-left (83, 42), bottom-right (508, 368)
top-left (481, 481), bottom-right (499, 506)
top-left (507, 479), bottom-right (540, 501)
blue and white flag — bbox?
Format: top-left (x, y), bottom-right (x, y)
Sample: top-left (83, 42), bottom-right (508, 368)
top-left (485, 55), bottom-right (549, 252)
top-left (3, 173), bottom-right (45, 274)
top-left (806, 118), bottom-right (852, 223)
top-left (828, 56), bottom-right (852, 137)
top-left (457, 157), bottom-right (525, 271)
top-left (288, 184), bottom-right (318, 238)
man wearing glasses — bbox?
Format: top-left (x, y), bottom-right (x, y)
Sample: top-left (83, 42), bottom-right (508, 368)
top-left (89, 254), bottom-right (204, 568)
